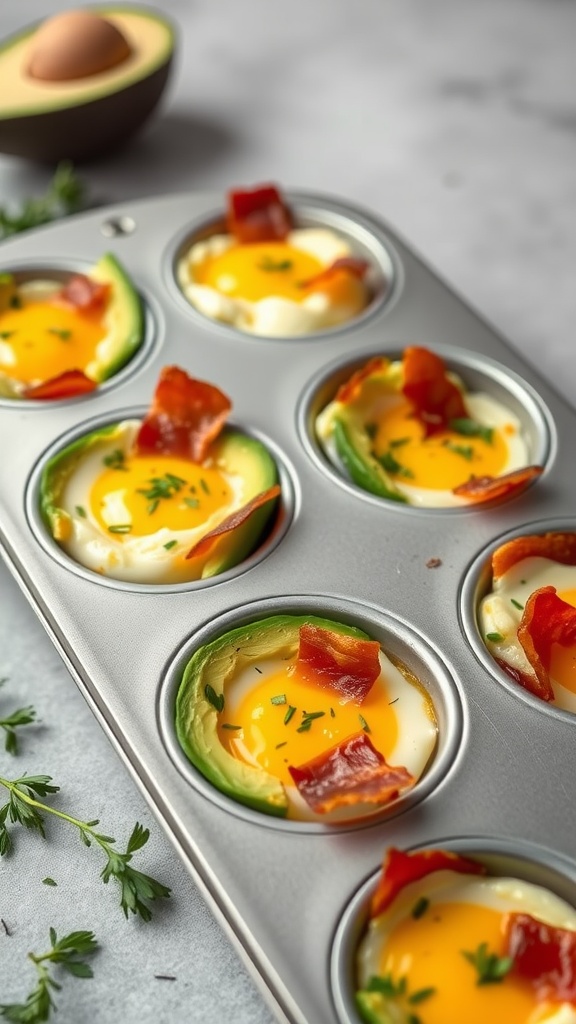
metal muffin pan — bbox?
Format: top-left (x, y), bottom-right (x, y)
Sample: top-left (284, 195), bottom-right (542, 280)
top-left (1, 189), bottom-right (576, 1024)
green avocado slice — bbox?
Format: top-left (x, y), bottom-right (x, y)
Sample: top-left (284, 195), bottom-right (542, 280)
top-left (88, 252), bottom-right (144, 382)
top-left (332, 415), bottom-right (407, 502)
top-left (175, 614), bottom-right (372, 817)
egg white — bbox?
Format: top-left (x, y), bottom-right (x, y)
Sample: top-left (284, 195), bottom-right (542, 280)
top-left (56, 420), bottom-right (246, 584)
top-left (222, 648), bottom-right (437, 823)
top-left (480, 556), bottom-right (576, 712)
top-left (317, 374), bottom-right (530, 508)
top-left (177, 227), bottom-right (367, 336)
top-left (358, 870), bottom-right (576, 1023)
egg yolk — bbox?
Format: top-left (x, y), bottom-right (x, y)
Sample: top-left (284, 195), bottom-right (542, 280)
top-left (218, 661), bottom-right (403, 786)
top-left (372, 399), bottom-right (512, 490)
top-left (89, 453), bottom-right (234, 538)
top-left (193, 241), bottom-right (324, 302)
top-left (376, 901), bottom-right (539, 1024)
top-left (0, 296), bottom-right (106, 384)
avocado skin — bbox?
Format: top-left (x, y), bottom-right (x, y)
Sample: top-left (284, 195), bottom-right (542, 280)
top-left (39, 422), bottom-right (122, 537)
top-left (333, 416), bottom-right (407, 502)
top-left (90, 252), bottom-right (144, 382)
top-left (175, 613), bottom-right (371, 817)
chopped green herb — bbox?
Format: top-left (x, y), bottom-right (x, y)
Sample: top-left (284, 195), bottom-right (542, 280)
top-left (147, 500), bottom-right (159, 515)
top-left (200, 478), bottom-right (210, 495)
top-left (330, 707), bottom-right (336, 718)
top-left (511, 598), bottom-right (524, 610)
top-left (103, 449), bottom-right (126, 471)
top-left (443, 440), bottom-right (474, 460)
top-left (271, 694), bottom-right (287, 705)
top-left (0, 331), bottom-right (14, 339)
top-left (296, 719), bottom-right (312, 733)
top-left (366, 974), bottom-right (407, 997)
top-left (378, 450), bottom-right (414, 478)
top-left (257, 255), bottom-right (293, 272)
top-left (365, 422), bottom-right (378, 440)
top-left (407, 1015), bottom-right (422, 1024)
top-left (75, 505), bottom-right (87, 518)
top-left (47, 327), bottom-right (72, 341)
top-left (359, 714), bottom-right (370, 733)
top-left (204, 684), bottom-right (224, 713)
top-left (408, 987), bottom-right (436, 1004)
top-left (520, 579), bottom-right (526, 585)
top-left (275, 741), bottom-right (287, 750)
top-left (107, 524), bottom-right (132, 534)
top-left (390, 436), bottom-right (410, 448)
top-left (411, 896), bottom-right (430, 919)
top-left (183, 497), bottom-right (200, 509)
top-left (221, 724), bottom-right (242, 731)
top-left (9, 295), bottom-right (22, 309)
top-left (462, 941), bottom-right (514, 985)
top-left (284, 705), bottom-right (296, 725)
top-left (254, 666), bottom-right (263, 674)
top-left (302, 711), bottom-right (325, 721)
top-left (42, 877), bottom-right (57, 886)
top-left (163, 540), bottom-right (177, 550)
top-left (137, 474), bottom-right (187, 507)
top-left (450, 417), bottom-right (494, 444)
top-left (485, 631), bottom-right (504, 642)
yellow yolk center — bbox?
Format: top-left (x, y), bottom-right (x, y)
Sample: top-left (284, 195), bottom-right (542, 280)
top-left (89, 453), bottom-right (234, 538)
top-left (219, 662), bottom-right (400, 786)
top-left (372, 399), bottom-right (511, 490)
top-left (194, 241), bottom-right (324, 302)
top-left (377, 901), bottom-right (536, 1024)
top-left (0, 297), bottom-right (106, 384)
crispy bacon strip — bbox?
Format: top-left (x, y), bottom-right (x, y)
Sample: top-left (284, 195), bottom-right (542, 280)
top-left (288, 732), bottom-right (413, 815)
top-left (494, 657), bottom-right (550, 703)
top-left (402, 346), bottom-right (468, 437)
top-left (452, 465), bottom-right (543, 503)
top-left (492, 532), bottom-right (576, 580)
top-left (53, 274), bottom-right (111, 315)
top-left (135, 366), bottom-right (231, 463)
top-left (370, 846), bottom-right (487, 919)
top-left (516, 585), bottom-right (576, 702)
top-left (295, 624), bottom-right (381, 702)
top-left (226, 184), bottom-right (292, 243)
top-left (299, 257), bottom-right (370, 291)
top-left (23, 369), bottom-right (97, 400)
top-left (505, 912), bottom-right (576, 1002)
top-left (335, 356), bottom-right (390, 404)
top-left (185, 485), bottom-right (280, 560)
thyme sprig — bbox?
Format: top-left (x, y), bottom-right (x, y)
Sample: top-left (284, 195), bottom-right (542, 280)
top-left (0, 928), bottom-right (98, 1024)
top-left (0, 774), bottom-right (171, 921)
top-left (0, 679), bottom-right (36, 755)
top-left (0, 164), bottom-right (85, 240)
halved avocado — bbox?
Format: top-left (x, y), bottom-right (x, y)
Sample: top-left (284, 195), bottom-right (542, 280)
top-left (175, 613), bottom-right (372, 816)
top-left (0, 7), bottom-right (175, 161)
top-left (88, 251), bottom-right (144, 381)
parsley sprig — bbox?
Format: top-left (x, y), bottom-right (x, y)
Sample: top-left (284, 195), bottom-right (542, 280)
top-left (0, 164), bottom-right (85, 240)
top-left (462, 941), bottom-right (514, 985)
top-left (0, 679), bottom-right (36, 755)
top-left (137, 473), bottom-right (188, 515)
top-left (0, 775), bottom-right (170, 921)
top-left (0, 928), bottom-right (98, 1024)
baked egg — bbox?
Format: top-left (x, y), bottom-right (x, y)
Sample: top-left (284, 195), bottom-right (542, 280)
top-left (175, 614), bottom-right (437, 822)
top-left (177, 184), bottom-right (374, 336)
top-left (316, 347), bottom-right (540, 507)
top-left (356, 847), bottom-right (576, 1024)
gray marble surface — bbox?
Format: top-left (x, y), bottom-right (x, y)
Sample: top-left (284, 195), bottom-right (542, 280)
top-left (0, 1), bottom-right (575, 1021)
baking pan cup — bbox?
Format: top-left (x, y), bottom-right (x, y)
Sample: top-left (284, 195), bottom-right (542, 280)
top-left (0, 257), bottom-right (160, 407)
top-left (163, 191), bottom-right (401, 340)
top-left (297, 343), bottom-right (555, 514)
top-left (460, 516), bottom-right (576, 721)
top-left (158, 594), bottom-right (465, 834)
top-left (330, 833), bottom-right (576, 1024)
top-left (25, 408), bottom-right (295, 593)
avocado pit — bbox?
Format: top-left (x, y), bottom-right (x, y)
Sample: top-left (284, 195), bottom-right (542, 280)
top-left (27, 10), bottom-right (132, 82)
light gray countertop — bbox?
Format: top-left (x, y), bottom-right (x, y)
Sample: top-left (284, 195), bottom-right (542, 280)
top-left (0, 1), bottom-right (575, 1021)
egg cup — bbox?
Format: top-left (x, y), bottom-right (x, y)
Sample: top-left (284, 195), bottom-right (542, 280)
top-left (300, 345), bottom-right (553, 511)
top-left (0, 254), bottom-right (148, 402)
top-left (168, 185), bottom-right (395, 338)
top-left (331, 836), bottom-right (576, 1024)
top-left (461, 518), bottom-right (576, 717)
top-left (159, 595), bottom-right (464, 832)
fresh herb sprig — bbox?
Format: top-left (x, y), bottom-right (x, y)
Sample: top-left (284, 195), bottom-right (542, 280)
top-left (0, 679), bottom-right (36, 755)
top-left (0, 775), bottom-right (170, 921)
top-left (0, 928), bottom-right (98, 1024)
top-left (462, 941), bottom-right (514, 985)
top-left (0, 164), bottom-right (85, 241)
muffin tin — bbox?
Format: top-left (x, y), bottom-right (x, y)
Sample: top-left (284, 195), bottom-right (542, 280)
top-left (0, 189), bottom-right (575, 1024)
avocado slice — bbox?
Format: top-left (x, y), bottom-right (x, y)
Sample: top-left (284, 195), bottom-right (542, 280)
top-left (39, 421), bottom-right (279, 581)
top-left (0, 8), bottom-right (175, 161)
top-left (88, 251), bottom-right (145, 382)
top-left (175, 614), bottom-right (372, 816)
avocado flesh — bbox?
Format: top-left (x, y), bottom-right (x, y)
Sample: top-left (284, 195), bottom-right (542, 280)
top-left (88, 252), bottom-right (144, 382)
top-left (39, 422), bottom-right (279, 579)
top-left (175, 614), bottom-right (372, 816)
top-left (0, 9), bottom-right (175, 161)
top-left (355, 990), bottom-right (402, 1024)
top-left (333, 415), bottom-right (407, 502)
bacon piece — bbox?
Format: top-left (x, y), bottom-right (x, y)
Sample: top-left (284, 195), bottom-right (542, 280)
top-left (185, 485), bottom-right (280, 560)
top-left (370, 846), bottom-right (487, 919)
top-left (53, 274), bottom-right (111, 315)
top-left (135, 366), bottom-right (231, 463)
top-left (402, 346), bottom-right (468, 437)
top-left (299, 257), bottom-right (370, 291)
top-left (505, 912), bottom-right (576, 1002)
top-left (23, 369), bottom-right (97, 400)
top-left (295, 624), bottom-right (381, 702)
top-left (516, 586), bottom-right (576, 702)
top-left (335, 356), bottom-right (390, 404)
top-left (494, 657), bottom-right (550, 703)
top-left (492, 532), bottom-right (576, 581)
top-left (288, 732), bottom-right (413, 815)
top-left (226, 185), bottom-right (292, 243)
top-left (452, 465), bottom-right (543, 503)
